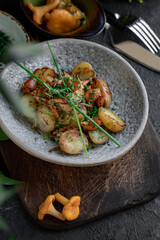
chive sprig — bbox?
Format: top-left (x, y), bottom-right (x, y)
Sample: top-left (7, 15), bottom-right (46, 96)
top-left (15, 42), bottom-right (120, 158)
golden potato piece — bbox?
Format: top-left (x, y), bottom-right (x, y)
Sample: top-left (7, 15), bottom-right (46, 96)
top-left (69, 106), bottom-right (87, 127)
top-left (98, 107), bottom-right (126, 133)
top-left (70, 88), bottom-right (84, 104)
top-left (37, 105), bottom-right (55, 133)
top-left (72, 62), bottom-right (96, 80)
top-left (20, 94), bottom-right (37, 120)
top-left (57, 103), bottom-right (72, 113)
top-left (58, 113), bottom-right (72, 126)
top-left (42, 68), bottom-right (57, 82)
top-left (58, 106), bottom-right (87, 127)
top-left (31, 67), bottom-right (56, 83)
top-left (59, 129), bottom-right (88, 155)
top-left (88, 129), bottom-right (108, 144)
top-left (92, 78), bottom-right (111, 108)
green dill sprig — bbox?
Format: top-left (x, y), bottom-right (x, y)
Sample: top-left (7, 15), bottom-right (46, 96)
top-left (72, 107), bottom-right (89, 158)
top-left (77, 12), bottom-right (86, 25)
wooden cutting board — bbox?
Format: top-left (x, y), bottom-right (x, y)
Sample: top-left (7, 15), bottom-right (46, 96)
top-left (0, 119), bottom-right (160, 230)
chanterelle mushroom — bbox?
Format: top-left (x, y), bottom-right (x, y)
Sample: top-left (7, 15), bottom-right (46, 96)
top-left (55, 193), bottom-right (81, 221)
top-left (28, 0), bottom-right (60, 25)
top-left (38, 195), bottom-right (65, 221)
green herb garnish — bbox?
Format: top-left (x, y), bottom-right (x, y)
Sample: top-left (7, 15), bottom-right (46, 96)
top-left (0, 31), bottom-right (12, 57)
top-left (47, 41), bottom-right (89, 157)
top-left (15, 42), bottom-right (121, 158)
top-left (77, 12), bottom-right (86, 25)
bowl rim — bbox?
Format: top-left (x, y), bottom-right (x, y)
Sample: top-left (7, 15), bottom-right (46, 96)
top-left (0, 10), bottom-right (30, 71)
top-left (0, 10), bottom-right (30, 43)
top-left (19, 0), bottom-right (106, 39)
top-left (0, 38), bottom-right (149, 167)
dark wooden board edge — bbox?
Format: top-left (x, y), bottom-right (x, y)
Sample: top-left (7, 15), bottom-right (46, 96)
top-left (0, 119), bottom-right (160, 230)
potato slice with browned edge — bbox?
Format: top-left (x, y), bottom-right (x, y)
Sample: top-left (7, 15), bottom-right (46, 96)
top-left (20, 94), bottom-right (37, 120)
top-left (88, 129), bottom-right (108, 144)
top-left (70, 106), bottom-right (87, 127)
top-left (98, 107), bottom-right (126, 133)
top-left (57, 103), bottom-right (72, 113)
top-left (70, 88), bottom-right (84, 103)
top-left (92, 78), bottom-right (111, 108)
top-left (72, 62), bottom-right (95, 80)
top-left (58, 106), bottom-right (87, 126)
top-left (59, 129), bottom-right (89, 155)
top-left (37, 105), bottom-right (55, 133)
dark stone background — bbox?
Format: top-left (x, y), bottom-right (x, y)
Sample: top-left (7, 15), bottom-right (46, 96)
top-left (0, 0), bottom-right (160, 239)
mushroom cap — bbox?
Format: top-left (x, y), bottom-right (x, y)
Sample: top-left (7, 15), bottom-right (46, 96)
top-left (38, 195), bottom-right (55, 220)
top-left (62, 196), bottom-right (81, 221)
top-left (28, 0), bottom-right (60, 25)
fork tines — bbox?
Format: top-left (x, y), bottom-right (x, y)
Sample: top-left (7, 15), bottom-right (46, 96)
top-left (129, 18), bottom-right (160, 54)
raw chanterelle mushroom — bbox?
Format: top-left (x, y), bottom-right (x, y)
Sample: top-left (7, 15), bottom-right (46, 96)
top-left (38, 195), bottom-right (65, 221)
top-left (55, 193), bottom-right (81, 221)
top-left (28, 0), bottom-right (60, 25)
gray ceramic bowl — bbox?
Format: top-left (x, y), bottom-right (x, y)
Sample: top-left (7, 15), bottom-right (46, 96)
top-left (0, 39), bottom-right (149, 166)
top-left (0, 10), bottom-right (30, 70)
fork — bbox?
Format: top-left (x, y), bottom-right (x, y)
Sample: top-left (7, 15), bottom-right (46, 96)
top-left (105, 10), bottom-right (160, 54)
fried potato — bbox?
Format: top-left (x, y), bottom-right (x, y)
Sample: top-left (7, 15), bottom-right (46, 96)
top-left (59, 129), bottom-right (88, 154)
top-left (57, 103), bottom-right (72, 113)
top-left (32, 67), bottom-right (57, 83)
top-left (88, 129), bottom-right (108, 144)
top-left (37, 105), bottom-right (55, 133)
top-left (98, 107), bottom-right (126, 133)
top-left (58, 106), bottom-right (87, 127)
top-left (20, 94), bottom-right (37, 120)
top-left (92, 78), bottom-right (111, 108)
top-left (58, 113), bottom-right (72, 126)
top-left (42, 68), bottom-right (57, 81)
top-left (72, 62), bottom-right (96, 80)
top-left (70, 88), bottom-right (84, 104)
top-left (69, 106), bottom-right (87, 127)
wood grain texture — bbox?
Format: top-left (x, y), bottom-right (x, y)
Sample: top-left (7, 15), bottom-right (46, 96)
top-left (0, 119), bottom-right (160, 230)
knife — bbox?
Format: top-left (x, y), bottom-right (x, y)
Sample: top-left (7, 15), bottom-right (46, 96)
top-left (112, 40), bottom-right (160, 72)
top-left (106, 24), bottom-right (160, 72)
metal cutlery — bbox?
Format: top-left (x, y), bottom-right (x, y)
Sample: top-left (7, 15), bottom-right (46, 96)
top-left (105, 10), bottom-right (160, 54)
top-left (110, 37), bottom-right (160, 72)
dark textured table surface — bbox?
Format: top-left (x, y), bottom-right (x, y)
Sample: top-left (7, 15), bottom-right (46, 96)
top-left (0, 0), bottom-right (160, 239)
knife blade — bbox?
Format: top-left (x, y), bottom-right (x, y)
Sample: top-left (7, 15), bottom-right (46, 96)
top-left (112, 40), bottom-right (160, 72)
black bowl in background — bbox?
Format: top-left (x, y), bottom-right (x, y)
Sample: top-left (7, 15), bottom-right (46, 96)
top-left (20, 0), bottom-right (106, 39)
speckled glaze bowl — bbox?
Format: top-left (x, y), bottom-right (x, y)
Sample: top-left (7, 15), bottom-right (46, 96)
top-left (20, 0), bottom-right (106, 39)
top-left (0, 39), bottom-right (149, 166)
top-left (0, 10), bottom-right (30, 70)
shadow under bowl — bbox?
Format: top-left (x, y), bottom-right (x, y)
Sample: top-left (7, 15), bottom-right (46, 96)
top-left (20, 0), bottom-right (106, 39)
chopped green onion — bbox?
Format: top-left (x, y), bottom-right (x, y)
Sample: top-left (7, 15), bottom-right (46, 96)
top-left (47, 41), bottom-right (89, 157)
top-left (15, 42), bottom-right (121, 154)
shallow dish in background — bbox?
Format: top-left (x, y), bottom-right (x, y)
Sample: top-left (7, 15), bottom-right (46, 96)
top-left (0, 39), bottom-right (148, 166)
top-left (20, 0), bottom-right (106, 39)
top-left (0, 10), bottom-right (30, 70)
